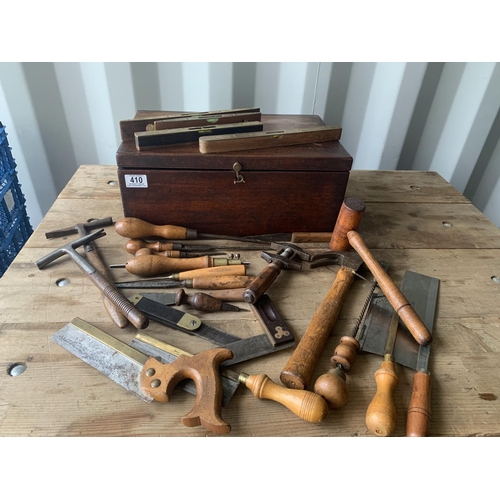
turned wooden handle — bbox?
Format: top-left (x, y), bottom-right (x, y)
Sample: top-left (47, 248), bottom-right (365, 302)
top-left (365, 356), bottom-right (399, 437)
top-left (243, 262), bottom-right (282, 304)
top-left (280, 266), bottom-right (356, 390)
top-left (172, 265), bottom-right (247, 280)
top-left (115, 217), bottom-right (196, 240)
top-left (313, 366), bottom-right (349, 409)
top-left (406, 371), bottom-right (431, 437)
top-left (134, 247), bottom-right (183, 258)
top-left (241, 373), bottom-right (329, 423)
top-left (190, 275), bottom-right (254, 289)
top-left (125, 254), bottom-right (212, 277)
top-left (347, 230), bottom-right (432, 346)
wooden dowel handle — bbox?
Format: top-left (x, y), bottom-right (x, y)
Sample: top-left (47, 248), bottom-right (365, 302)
top-left (346, 230), bottom-right (432, 346)
top-left (406, 371), bottom-right (432, 437)
top-left (280, 266), bottom-right (356, 390)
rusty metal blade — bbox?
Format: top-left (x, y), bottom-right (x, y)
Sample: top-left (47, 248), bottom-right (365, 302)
top-left (357, 270), bottom-right (439, 370)
top-left (51, 318), bottom-right (152, 402)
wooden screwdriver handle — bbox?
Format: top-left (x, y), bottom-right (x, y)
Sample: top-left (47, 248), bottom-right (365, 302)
top-left (280, 266), bottom-right (356, 390)
top-left (347, 230), bottom-right (432, 346)
top-left (115, 217), bottom-right (196, 240)
top-left (406, 371), bottom-right (432, 437)
top-left (365, 355), bottom-right (399, 437)
top-left (240, 373), bottom-right (329, 423)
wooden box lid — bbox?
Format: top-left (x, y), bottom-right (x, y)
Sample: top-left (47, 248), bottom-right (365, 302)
top-left (116, 112), bottom-right (352, 172)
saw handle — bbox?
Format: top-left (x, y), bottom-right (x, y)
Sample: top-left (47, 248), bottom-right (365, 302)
top-left (365, 354), bottom-right (399, 437)
top-left (115, 217), bottom-right (196, 240)
top-left (240, 373), bottom-right (329, 423)
top-left (347, 230), bottom-right (432, 346)
top-left (280, 266), bottom-right (356, 390)
top-left (406, 371), bottom-right (431, 437)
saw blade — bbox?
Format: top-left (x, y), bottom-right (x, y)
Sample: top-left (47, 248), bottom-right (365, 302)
top-left (51, 318), bottom-right (152, 402)
top-left (358, 270), bottom-right (440, 370)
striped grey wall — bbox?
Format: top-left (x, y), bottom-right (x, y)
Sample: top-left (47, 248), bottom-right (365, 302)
top-left (1, 62), bottom-right (499, 229)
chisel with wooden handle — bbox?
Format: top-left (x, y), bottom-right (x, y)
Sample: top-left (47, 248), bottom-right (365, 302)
top-left (199, 125), bottom-right (342, 153)
top-left (114, 275), bottom-right (254, 290)
top-left (110, 254), bottom-right (248, 278)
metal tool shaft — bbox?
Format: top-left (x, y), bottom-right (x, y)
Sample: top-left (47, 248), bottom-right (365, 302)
top-left (36, 231), bottom-right (149, 329)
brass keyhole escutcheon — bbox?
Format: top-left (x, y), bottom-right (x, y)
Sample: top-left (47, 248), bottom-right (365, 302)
top-left (233, 162), bottom-right (245, 184)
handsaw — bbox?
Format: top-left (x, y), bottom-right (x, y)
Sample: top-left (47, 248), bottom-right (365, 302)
top-left (51, 318), bottom-right (328, 429)
top-left (51, 318), bottom-right (234, 434)
top-left (128, 293), bottom-right (296, 366)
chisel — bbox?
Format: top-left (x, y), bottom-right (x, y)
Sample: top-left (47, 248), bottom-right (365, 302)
top-left (115, 217), bottom-right (292, 245)
top-left (114, 275), bottom-right (254, 290)
top-left (110, 254), bottom-right (249, 277)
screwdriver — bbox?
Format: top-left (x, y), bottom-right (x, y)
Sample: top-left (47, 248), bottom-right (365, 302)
top-left (125, 238), bottom-right (258, 255)
top-left (133, 247), bottom-right (226, 258)
top-left (114, 275), bottom-right (255, 290)
top-left (114, 217), bottom-right (287, 245)
top-left (110, 254), bottom-right (249, 277)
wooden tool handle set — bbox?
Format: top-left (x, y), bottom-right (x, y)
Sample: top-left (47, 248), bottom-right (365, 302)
top-left (40, 109), bottom-right (439, 437)
top-left (39, 195), bottom-right (437, 437)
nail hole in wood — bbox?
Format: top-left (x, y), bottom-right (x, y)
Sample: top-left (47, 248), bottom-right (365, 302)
top-left (8, 362), bottom-right (27, 376)
top-left (442, 221), bottom-right (453, 227)
top-left (56, 278), bottom-right (70, 287)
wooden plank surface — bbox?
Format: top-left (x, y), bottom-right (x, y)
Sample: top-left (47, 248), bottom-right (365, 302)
top-left (1, 166), bottom-right (500, 437)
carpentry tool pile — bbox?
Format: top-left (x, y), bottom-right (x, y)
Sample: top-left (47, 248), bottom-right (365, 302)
top-left (119, 106), bottom-right (342, 153)
top-left (37, 190), bottom-right (440, 437)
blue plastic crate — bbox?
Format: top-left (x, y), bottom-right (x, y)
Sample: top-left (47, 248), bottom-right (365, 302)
top-left (0, 122), bottom-right (33, 277)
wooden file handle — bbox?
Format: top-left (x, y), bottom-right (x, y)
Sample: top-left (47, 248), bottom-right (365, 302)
top-left (365, 355), bottom-right (399, 437)
top-left (406, 371), bottom-right (431, 437)
top-left (280, 266), bottom-right (356, 390)
top-left (346, 230), bottom-right (432, 346)
top-left (240, 373), bottom-right (329, 423)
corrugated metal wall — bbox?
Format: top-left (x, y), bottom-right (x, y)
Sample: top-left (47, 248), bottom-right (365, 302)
top-left (1, 61), bottom-right (499, 229)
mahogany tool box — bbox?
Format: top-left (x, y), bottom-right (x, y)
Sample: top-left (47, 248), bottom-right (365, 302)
top-left (116, 111), bottom-right (353, 237)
